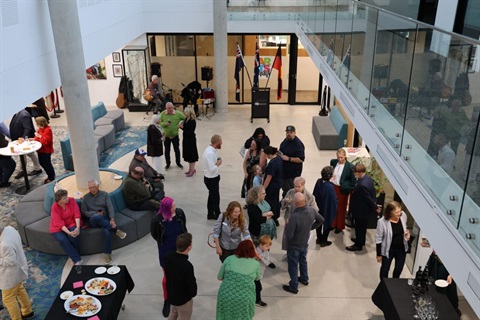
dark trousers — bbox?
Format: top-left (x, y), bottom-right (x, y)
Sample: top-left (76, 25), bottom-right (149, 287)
top-left (353, 218), bottom-right (368, 247)
top-left (204, 175), bottom-right (220, 217)
top-left (265, 185), bottom-right (280, 221)
top-left (219, 247), bottom-right (235, 263)
top-left (281, 178), bottom-right (294, 198)
top-left (380, 247), bottom-right (407, 279)
top-left (316, 223), bottom-right (331, 242)
top-left (164, 136), bottom-right (181, 166)
top-left (255, 280), bottom-right (262, 303)
top-left (0, 157), bottom-right (16, 183)
top-left (38, 153), bottom-right (55, 180)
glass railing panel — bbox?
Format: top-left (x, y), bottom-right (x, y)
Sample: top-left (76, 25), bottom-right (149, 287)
top-left (459, 196), bottom-right (480, 256)
top-left (348, 3), bottom-right (378, 112)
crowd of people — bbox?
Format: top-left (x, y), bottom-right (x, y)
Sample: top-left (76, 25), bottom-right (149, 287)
top-left (1, 101), bottom-right (468, 320)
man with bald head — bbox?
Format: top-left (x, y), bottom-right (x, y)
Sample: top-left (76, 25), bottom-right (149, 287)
top-left (123, 166), bottom-right (164, 211)
top-left (283, 192), bottom-right (323, 294)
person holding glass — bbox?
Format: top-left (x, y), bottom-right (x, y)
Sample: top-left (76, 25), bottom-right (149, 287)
top-left (212, 201), bottom-right (251, 263)
top-left (49, 189), bottom-right (82, 265)
top-left (375, 200), bottom-right (409, 279)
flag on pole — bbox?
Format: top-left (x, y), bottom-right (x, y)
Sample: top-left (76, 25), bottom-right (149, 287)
top-left (272, 46), bottom-right (282, 100)
top-left (253, 38), bottom-right (260, 88)
top-left (234, 44), bottom-right (245, 102)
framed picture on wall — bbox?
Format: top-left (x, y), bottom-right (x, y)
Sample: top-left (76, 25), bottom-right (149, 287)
top-left (86, 60), bottom-right (107, 80)
top-left (113, 64), bottom-right (123, 78)
top-left (112, 52), bottom-right (121, 62)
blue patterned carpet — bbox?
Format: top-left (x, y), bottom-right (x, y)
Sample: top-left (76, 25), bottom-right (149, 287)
top-left (0, 126), bottom-right (146, 319)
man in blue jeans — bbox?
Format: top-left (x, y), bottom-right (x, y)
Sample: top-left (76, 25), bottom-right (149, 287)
top-left (283, 193), bottom-right (323, 294)
top-left (81, 179), bottom-right (127, 265)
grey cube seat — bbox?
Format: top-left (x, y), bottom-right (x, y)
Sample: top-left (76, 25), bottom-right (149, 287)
top-left (312, 116), bottom-right (339, 150)
top-left (94, 124), bottom-right (115, 151)
top-left (15, 200), bottom-right (49, 245)
top-left (103, 110), bottom-right (125, 132)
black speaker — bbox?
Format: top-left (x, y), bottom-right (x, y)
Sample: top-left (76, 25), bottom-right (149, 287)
top-left (151, 62), bottom-right (161, 77)
top-left (201, 66), bottom-right (213, 81)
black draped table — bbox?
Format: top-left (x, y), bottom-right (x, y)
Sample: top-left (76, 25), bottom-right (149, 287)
top-left (371, 278), bottom-right (460, 320)
top-left (46, 265), bottom-right (135, 320)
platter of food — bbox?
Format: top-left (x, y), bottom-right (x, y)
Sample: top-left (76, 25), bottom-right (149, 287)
top-left (85, 277), bottom-right (116, 296)
top-left (64, 295), bottom-right (101, 317)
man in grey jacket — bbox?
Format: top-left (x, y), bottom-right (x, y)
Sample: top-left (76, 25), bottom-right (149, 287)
top-left (283, 193), bottom-right (324, 294)
top-left (0, 225), bottom-right (35, 319)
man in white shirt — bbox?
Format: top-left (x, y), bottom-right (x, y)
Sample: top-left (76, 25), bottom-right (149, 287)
top-left (203, 135), bottom-right (222, 220)
top-left (0, 225), bottom-right (35, 320)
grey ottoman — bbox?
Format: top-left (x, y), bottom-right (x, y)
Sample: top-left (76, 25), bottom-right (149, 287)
top-left (94, 124), bottom-right (115, 151)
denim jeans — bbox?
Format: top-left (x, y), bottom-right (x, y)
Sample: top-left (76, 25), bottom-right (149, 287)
top-left (287, 245), bottom-right (308, 291)
top-left (89, 214), bottom-right (114, 254)
top-left (52, 226), bottom-right (81, 263)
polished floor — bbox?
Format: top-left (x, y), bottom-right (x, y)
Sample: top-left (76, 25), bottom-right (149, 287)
top-left (49, 103), bottom-right (476, 319)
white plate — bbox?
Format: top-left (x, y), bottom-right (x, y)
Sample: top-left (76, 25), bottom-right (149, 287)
top-left (435, 279), bottom-right (449, 287)
top-left (94, 267), bottom-right (106, 275)
top-left (107, 266), bottom-right (120, 275)
top-left (64, 294), bottom-right (101, 317)
top-left (113, 175), bottom-right (122, 180)
top-left (85, 277), bottom-right (117, 296)
top-left (60, 290), bottom-right (74, 300)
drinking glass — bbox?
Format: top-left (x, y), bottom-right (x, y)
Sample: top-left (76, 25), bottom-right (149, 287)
top-left (408, 278), bottom-right (414, 285)
top-left (75, 266), bottom-right (82, 274)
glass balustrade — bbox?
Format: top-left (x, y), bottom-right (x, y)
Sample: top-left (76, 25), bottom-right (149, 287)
top-left (227, 0), bottom-right (480, 256)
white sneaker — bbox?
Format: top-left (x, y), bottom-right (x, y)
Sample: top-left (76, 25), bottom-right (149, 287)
top-left (105, 254), bottom-right (112, 265)
top-left (116, 229), bottom-right (127, 239)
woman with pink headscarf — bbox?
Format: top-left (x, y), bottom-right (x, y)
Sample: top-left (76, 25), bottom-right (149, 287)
top-left (150, 197), bottom-right (188, 317)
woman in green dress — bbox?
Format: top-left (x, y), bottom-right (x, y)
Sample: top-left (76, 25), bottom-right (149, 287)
top-left (216, 240), bottom-right (261, 320)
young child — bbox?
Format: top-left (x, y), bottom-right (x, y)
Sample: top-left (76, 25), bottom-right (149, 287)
top-left (255, 235), bottom-right (276, 307)
top-left (251, 164), bottom-right (263, 187)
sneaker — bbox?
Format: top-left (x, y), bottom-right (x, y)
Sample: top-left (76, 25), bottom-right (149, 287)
top-left (14, 171), bottom-right (24, 179)
top-left (22, 312), bottom-right (35, 319)
top-left (74, 259), bottom-right (83, 266)
top-left (105, 254), bottom-right (112, 265)
top-left (27, 169), bottom-right (42, 176)
top-left (256, 300), bottom-right (267, 307)
top-left (116, 229), bottom-right (127, 239)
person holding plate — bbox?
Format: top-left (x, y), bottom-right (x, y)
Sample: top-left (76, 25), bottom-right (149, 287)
top-left (150, 197), bottom-right (188, 318)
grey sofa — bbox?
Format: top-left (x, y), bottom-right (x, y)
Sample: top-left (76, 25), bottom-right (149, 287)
top-left (15, 170), bottom-right (155, 256)
top-left (312, 106), bottom-right (348, 150)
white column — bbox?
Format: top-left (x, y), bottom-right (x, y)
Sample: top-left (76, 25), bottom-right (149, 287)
top-left (213, 0), bottom-right (228, 113)
top-left (47, 0), bottom-right (100, 188)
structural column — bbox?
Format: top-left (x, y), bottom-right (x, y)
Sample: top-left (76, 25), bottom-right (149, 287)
top-left (47, 0), bottom-right (99, 188)
top-left (213, 0), bottom-right (228, 113)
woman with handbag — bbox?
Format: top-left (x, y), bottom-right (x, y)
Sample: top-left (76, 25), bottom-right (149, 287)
top-left (150, 197), bottom-right (187, 317)
top-left (212, 201), bottom-right (251, 263)
top-left (246, 186), bottom-right (276, 246)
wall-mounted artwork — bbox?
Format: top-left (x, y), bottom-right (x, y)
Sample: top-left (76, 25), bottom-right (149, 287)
top-left (112, 52), bottom-right (121, 62)
top-left (86, 60), bottom-right (107, 80)
top-left (113, 64), bottom-right (123, 78)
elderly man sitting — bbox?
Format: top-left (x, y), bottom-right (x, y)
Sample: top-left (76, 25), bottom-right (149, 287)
top-left (129, 148), bottom-right (165, 186)
top-left (81, 179), bottom-right (127, 265)
top-left (123, 167), bottom-right (164, 211)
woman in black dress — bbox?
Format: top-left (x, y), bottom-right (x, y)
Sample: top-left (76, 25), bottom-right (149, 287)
top-left (179, 106), bottom-right (198, 177)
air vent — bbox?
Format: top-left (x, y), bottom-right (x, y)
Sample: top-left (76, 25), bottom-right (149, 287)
top-left (2, 0), bottom-right (19, 27)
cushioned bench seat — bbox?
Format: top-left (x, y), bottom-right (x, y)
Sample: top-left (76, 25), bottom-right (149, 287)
top-left (312, 106), bottom-right (348, 150)
top-left (15, 169), bottom-right (155, 256)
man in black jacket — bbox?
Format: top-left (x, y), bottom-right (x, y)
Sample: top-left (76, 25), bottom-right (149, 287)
top-left (9, 108), bottom-right (42, 178)
top-left (164, 233), bottom-right (197, 319)
top-left (346, 164), bottom-right (381, 252)
top-left (0, 132), bottom-right (16, 187)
